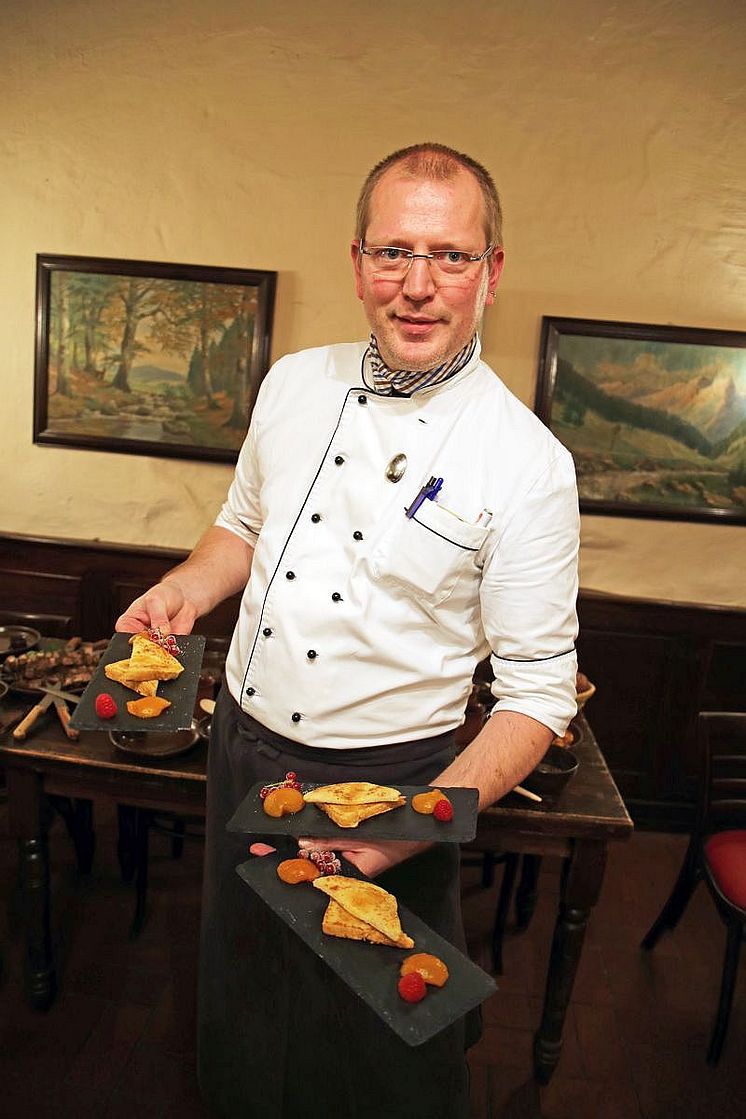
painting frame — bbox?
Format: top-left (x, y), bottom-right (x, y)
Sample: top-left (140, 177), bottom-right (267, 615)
top-left (34, 253), bottom-right (277, 464)
top-left (535, 316), bottom-right (746, 525)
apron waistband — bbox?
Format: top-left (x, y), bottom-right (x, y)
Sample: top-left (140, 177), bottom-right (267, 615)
top-left (224, 690), bottom-right (456, 770)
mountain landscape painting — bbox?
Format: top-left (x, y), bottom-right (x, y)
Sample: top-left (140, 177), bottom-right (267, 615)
top-left (34, 256), bottom-right (276, 463)
top-left (537, 318), bottom-right (746, 524)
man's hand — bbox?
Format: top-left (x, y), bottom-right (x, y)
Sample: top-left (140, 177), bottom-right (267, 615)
top-left (115, 580), bottom-right (198, 636)
top-left (115, 525), bottom-right (254, 637)
top-left (297, 836), bottom-right (429, 879)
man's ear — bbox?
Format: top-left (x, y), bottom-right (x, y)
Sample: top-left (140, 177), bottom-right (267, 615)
top-left (351, 240), bottom-right (364, 300)
top-left (485, 247), bottom-right (505, 306)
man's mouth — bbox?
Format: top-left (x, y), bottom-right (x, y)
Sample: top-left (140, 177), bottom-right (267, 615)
top-left (392, 314), bottom-right (442, 334)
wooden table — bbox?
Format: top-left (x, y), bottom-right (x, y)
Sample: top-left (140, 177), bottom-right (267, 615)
top-left (0, 707), bottom-right (631, 1084)
top-left (462, 713), bottom-right (633, 1082)
top-left (0, 710), bottom-right (207, 1009)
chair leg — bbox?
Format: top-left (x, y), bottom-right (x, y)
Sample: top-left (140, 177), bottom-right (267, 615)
top-left (641, 840), bottom-right (701, 950)
top-left (706, 921), bottom-right (742, 1066)
top-left (170, 818), bottom-right (186, 860)
top-left (492, 852), bottom-right (520, 974)
top-left (49, 796), bottom-right (96, 874)
top-left (514, 854), bottom-right (542, 930)
top-left (481, 852), bottom-right (497, 889)
top-left (117, 805), bottom-right (137, 882)
top-left (129, 808), bottom-right (152, 940)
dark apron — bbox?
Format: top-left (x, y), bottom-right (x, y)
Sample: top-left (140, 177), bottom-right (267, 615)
top-left (197, 688), bottom-right (474, 1119)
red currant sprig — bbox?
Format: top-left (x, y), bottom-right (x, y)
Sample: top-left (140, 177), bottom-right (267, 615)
top-left (259, 771), bottom-right (304, 800)
top-left (299, 849), bottom-right (341, 876)
top-left (146, 627), bottom-right (183, 657)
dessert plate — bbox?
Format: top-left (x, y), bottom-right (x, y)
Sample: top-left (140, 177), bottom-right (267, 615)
top-left (70, 632), bottom-right (206, 733)
top-left (236, 852), bottom-right (496, 1046)
top-left (228, 782), bottom-right (479, 843)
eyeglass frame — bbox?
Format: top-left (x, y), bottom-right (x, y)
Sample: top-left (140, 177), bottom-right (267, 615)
top-left (358, 238), bottom-right (495, 276)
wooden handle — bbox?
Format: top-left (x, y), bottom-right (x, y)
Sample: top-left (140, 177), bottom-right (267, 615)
top-left (513, 784), bottom-right (542, 803)
top-left (13, 703), bottom-right (45, 740)
top-left (55, 701), bottom-right (80, 741)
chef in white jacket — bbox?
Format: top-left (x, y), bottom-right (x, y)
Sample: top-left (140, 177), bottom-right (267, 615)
top-left (117, 141), bottom-right (579, 1119)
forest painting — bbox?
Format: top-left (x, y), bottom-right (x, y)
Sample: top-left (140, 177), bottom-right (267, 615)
top-left (34, 255), bottom-right (277, 463)
top-left (535, 317), bottom-right (746, 525)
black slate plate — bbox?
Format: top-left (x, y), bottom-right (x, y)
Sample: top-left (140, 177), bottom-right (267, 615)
top-left (236, 853), bottom-right (496, 1047)
top-left (227, 782), bottom-right (478, 843)
top-left (69, 632), bottom-right (206, 732)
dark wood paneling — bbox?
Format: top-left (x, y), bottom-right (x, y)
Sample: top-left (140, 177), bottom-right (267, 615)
top-left (0, 532), bottom-right (240, 642)
top-left (2, 533), bottom-right (745, 830)
top-left (577, 591), bottom-right (746, 829)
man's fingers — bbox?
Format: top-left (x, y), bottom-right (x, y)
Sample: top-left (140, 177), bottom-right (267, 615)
top-left (297, 836), bottom-right (340, 850)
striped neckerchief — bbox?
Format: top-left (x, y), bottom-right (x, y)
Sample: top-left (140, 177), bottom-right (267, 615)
top-left (361, 333), bottom-right (478, 396)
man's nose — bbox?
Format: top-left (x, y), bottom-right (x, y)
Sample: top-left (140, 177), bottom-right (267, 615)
top-left (401, 256), bottom-right (436, 300)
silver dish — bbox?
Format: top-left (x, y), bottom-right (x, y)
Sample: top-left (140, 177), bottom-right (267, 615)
top-left (0, 625), bottom-right (41, 659)
top-left (109, 719), bottom-right (202, 758)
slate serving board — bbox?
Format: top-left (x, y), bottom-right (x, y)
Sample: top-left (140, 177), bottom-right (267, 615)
top-left (236, 853), bottom-right (496, 1047)
top-left (69, 632), bottom-right (206, 733)
top-left (227, 782), bottom-right (479, 843)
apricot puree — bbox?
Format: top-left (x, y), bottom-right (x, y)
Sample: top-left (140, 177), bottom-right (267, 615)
top-left (126, 696), bottom-right (171, 719)
top-left (411, 788), bottom-right (445, 815)
top-left (263, 786), bottom-right (305, 818)
top-left (400, 952), bottom-right (449, 987)
top-left (276, 858), bottom-right (321, 884)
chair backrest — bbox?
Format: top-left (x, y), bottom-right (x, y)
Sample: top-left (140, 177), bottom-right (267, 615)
top-left (698, 712), bottom-right (746, 835)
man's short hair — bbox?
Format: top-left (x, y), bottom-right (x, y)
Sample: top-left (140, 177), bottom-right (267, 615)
top-left (355, 142), bottom-right (503, 249)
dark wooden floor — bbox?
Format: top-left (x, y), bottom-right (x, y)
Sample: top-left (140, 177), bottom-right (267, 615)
top-left (0, 799), bottom-right (743, 1119)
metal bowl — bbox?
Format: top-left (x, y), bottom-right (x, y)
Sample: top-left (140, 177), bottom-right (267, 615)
top-left (0, 625), bottom-right (41, 660)
top-left (522, 744), bottom-right (579, 797)
top-left (109, 719), bottom-right (202, 758)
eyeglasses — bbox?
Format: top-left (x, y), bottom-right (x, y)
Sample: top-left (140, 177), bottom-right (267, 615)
top-left (359, 239), bottom-right (494, 278)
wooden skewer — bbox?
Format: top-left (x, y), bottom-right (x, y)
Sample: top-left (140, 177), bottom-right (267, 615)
top-left (513, 784), bottom-right (542, 803)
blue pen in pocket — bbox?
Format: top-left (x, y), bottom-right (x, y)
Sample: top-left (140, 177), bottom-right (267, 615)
top-left (405, 475), bottom-right (443, 519)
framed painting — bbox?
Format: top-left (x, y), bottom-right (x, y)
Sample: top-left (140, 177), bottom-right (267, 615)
top-left (34, 254), bottom-right (277, 463)
top-left (535, 316), bottom-right (746, 525)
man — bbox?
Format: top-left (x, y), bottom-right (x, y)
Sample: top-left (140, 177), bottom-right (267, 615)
top-left (117, 142), bottom-right (579, 1118)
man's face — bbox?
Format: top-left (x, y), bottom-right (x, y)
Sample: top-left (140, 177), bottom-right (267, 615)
top-left (351, 167), bottom-right (504, 371)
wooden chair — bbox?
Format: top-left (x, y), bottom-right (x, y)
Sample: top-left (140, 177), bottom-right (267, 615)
top-left (641, 711), bottom-right (746, 1065)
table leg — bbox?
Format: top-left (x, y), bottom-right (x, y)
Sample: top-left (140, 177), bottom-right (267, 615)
top-left (533, 838), bottom-right (607, 1083)
top-left (7, 768), bottom-right (57, 1010)
top-left (515, 854), bottom-right (542, 930)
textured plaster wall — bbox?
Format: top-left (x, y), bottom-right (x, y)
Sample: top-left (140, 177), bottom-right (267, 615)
top-left (1, 0), bottom-right (744, 606)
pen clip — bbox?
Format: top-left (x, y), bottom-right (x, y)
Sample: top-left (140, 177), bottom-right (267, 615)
top-left (405, 475), bottom-right (443, 519)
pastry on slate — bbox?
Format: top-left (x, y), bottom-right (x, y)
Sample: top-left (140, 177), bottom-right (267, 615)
top-left (303, 781), bottom-right (402, 805)
top-left (312, 875), bottom-right (414, 949)
top-left (104, 659), bottom-right (158, 697)
top-left (316, 798), bottom-right (406, 828)
top-left (125, 633), bottom-right (184, 683)
top-left (321, 898), bottom-right (403, 946)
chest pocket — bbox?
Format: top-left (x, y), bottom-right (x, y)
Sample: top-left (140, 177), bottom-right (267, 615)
top-left (370, 500), bottom-right (489, 606)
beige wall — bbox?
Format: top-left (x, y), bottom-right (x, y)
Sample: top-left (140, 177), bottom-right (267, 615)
top-left (2, 0), bottom-right (745, 606)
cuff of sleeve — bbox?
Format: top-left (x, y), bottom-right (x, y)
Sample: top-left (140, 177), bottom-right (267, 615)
top-left (489, 648), bottom-right (578, 737)
top-left (214, 507), bottom-right (260, 545)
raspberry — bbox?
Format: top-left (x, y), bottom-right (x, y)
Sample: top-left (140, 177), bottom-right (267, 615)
top-left (398, 972), bottom-right (427, 1003)
top-left (433, 798), bottom-right (453, 822)
top-left (95, 693), bottom-right (118, 719)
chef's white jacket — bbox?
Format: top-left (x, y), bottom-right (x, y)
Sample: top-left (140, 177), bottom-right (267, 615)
top-left (216, 339), bottom-right (579, 749)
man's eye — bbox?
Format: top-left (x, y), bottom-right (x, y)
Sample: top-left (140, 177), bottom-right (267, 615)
top-left (440, 250), bottom-right (468, 264)
top-left (376, 247), bottom-right (406, 261)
